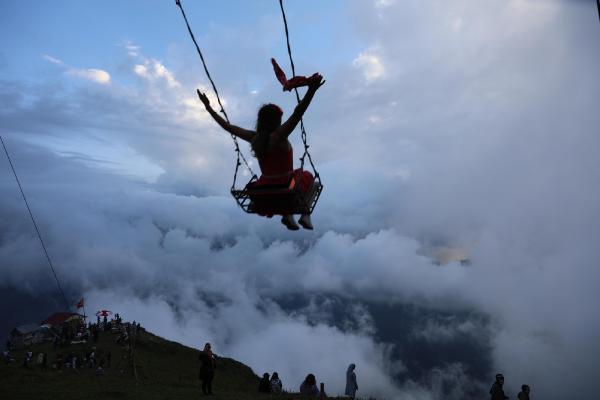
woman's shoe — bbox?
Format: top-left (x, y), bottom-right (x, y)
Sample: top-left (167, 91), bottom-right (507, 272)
top-left (298, 214), bottom-right (314, 230)
top-left (281, 215), bottom-right (300, 231)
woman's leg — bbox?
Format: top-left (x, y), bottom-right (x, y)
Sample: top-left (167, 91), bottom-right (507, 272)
top-left (281, 214), bottom-right (299, 230)
top-left (298, 214), bottom-right (313, 230)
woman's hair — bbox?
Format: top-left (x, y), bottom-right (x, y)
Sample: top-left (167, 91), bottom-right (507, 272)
top-left (303, 373), bottom-right (316, 386)
top-left (252, 104), bottom-right (283, 159)
top-left (271, 372), bottom-right (279, 380)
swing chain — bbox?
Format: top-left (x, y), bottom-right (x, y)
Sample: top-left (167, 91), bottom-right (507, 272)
top-left (175, 0), bottom-right (255, 189)
top-left (278, 0), bottom-right (320, 180)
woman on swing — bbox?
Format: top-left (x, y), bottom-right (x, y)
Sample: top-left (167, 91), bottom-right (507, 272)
top-left (197, 68), bottom-right (324, 231)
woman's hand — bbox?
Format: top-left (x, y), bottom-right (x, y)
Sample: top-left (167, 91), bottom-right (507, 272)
top-left (307, 73), bottom-right (325, 90)
top-left (197, 89), bottom-right (211, 108)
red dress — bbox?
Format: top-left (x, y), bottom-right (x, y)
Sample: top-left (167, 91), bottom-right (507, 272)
top-left (254, 145), bottom-right (314, 192)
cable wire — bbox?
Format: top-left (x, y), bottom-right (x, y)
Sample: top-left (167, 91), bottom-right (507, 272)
top-left (1, 135), bottom-right (71, 311)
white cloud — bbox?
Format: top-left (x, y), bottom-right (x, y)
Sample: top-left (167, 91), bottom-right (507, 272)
top-left (42, 54), bottom-right (64, 65)
top-left (123, 41), bottom-right (141, 57)
top-left (413, 319), bottom-right (479, 343)
top-left (133, 58), bottom-right (180, 88)
top-left (133, 64), bottom-right (148, 77)
top-left (153, 61), bottom-right (180, 88)
top-left (452, 17), bottom-right (463, 32)
top-left (375, 0), bottom-right (394, 8)
top-left (42, 53), bottom-right (110, 85)
top-left (66, 68), bottom-right (111, 85)
top-left (352, 51), bottom-right (385, 82)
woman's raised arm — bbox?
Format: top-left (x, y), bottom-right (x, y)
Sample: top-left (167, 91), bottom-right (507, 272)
top-left (275, 73), bottom-right (325, 140)
top-left (197, 90), bottom-right (255, 142)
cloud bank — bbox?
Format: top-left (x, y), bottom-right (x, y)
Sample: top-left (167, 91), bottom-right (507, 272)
top-left (1, 1), bottom-right (600, 399)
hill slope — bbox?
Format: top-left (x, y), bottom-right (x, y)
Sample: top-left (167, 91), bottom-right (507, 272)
top-left (1, 328), bottom-right (341, 400)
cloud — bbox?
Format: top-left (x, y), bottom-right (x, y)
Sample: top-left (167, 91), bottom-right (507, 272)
top-left (66, 68), bottom-right (111, 85)
top-left (42, 54), bottom-right (64, 66)
top-left (133, 59), bottom-right (180, 88)
top-left (133, 64), bottom-right (148, 77)
top-left (413, 318), bottom-right (480, 344)
top-left (123, 41), bottom-right (140, 57)
top-left (352, 50), bottom-right (385, 82)
top-left (375, 0), bottom-right (395, 8)
top-left (42, 53), bottom-right (110, 85)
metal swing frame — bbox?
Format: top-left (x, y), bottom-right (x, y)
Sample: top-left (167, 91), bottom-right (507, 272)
top-left (231, 174), bottom-right (323, 216)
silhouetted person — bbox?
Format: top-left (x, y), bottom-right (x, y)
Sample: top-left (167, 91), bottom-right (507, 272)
top-left (319, 382), bottom-right (327, 399)
top-left (345, 363), bottom-right (358, 399)
top-left (518, 384), bottom-right (530, 400)
top-left (199, 342), bottom-right (216, 395)
top-left (2, 349), bottom-right (14, 364)
top-left (259, 372), bottom-right (271, 393)
top-left (198, 69), bottom-right (325, 231)
top-left (22, 351), bottom-right (33, 369)
top-left (490, 373), bottom-right (508, 400)
top-left (300, 373), bottom-right (320, 396)
top-left (270, 372), bottom-right (283, 394)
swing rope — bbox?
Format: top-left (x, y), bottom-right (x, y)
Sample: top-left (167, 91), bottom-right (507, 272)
top-left (277, 0), bottom-right (320, 179)
top-left (175, 0), bottom-right (321, 197)
top-left (1, 135), bottom-right (71, 311)
top-left (175, 0), bottom-right (256, 190)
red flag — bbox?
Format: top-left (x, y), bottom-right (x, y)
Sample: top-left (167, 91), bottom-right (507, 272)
top-left (271, 58), bottom-right (310, 92)
top-left (76, 298), bottom-right (84, 309)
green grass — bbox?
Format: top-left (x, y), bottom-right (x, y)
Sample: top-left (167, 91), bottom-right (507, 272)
top-left (1, 329), bottom-right (349, 400)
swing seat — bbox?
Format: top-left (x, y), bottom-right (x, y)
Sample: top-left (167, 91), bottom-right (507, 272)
top-left (231, 175), bottom-right (322, 216)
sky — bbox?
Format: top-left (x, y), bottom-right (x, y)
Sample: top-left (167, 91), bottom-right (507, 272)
top-left (1, 0), bottom-right (600, 399)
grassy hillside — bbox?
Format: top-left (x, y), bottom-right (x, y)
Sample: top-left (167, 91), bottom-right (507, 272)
top-left (1, 328), bottom-right (345, 400)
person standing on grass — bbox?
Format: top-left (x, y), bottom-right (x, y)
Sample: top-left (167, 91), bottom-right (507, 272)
top-left (490, 373), bottom-right (508, 400)
top-left (345, 363), bottom-right (358, 399)
top-left (517, 384), bottom-right (531, 400)
top-left (36, 352), bottom-right (44, 367)
top-left (22, 351), bottom-right (33, 369)
top-left (300, 373), bottom-right (319, 396)
top-left (270, 372), bottom-right (283, 394)
top-left (199, 342), bottom-right (217, 395)
top-left (259, 372), bottom-right (271, 393)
